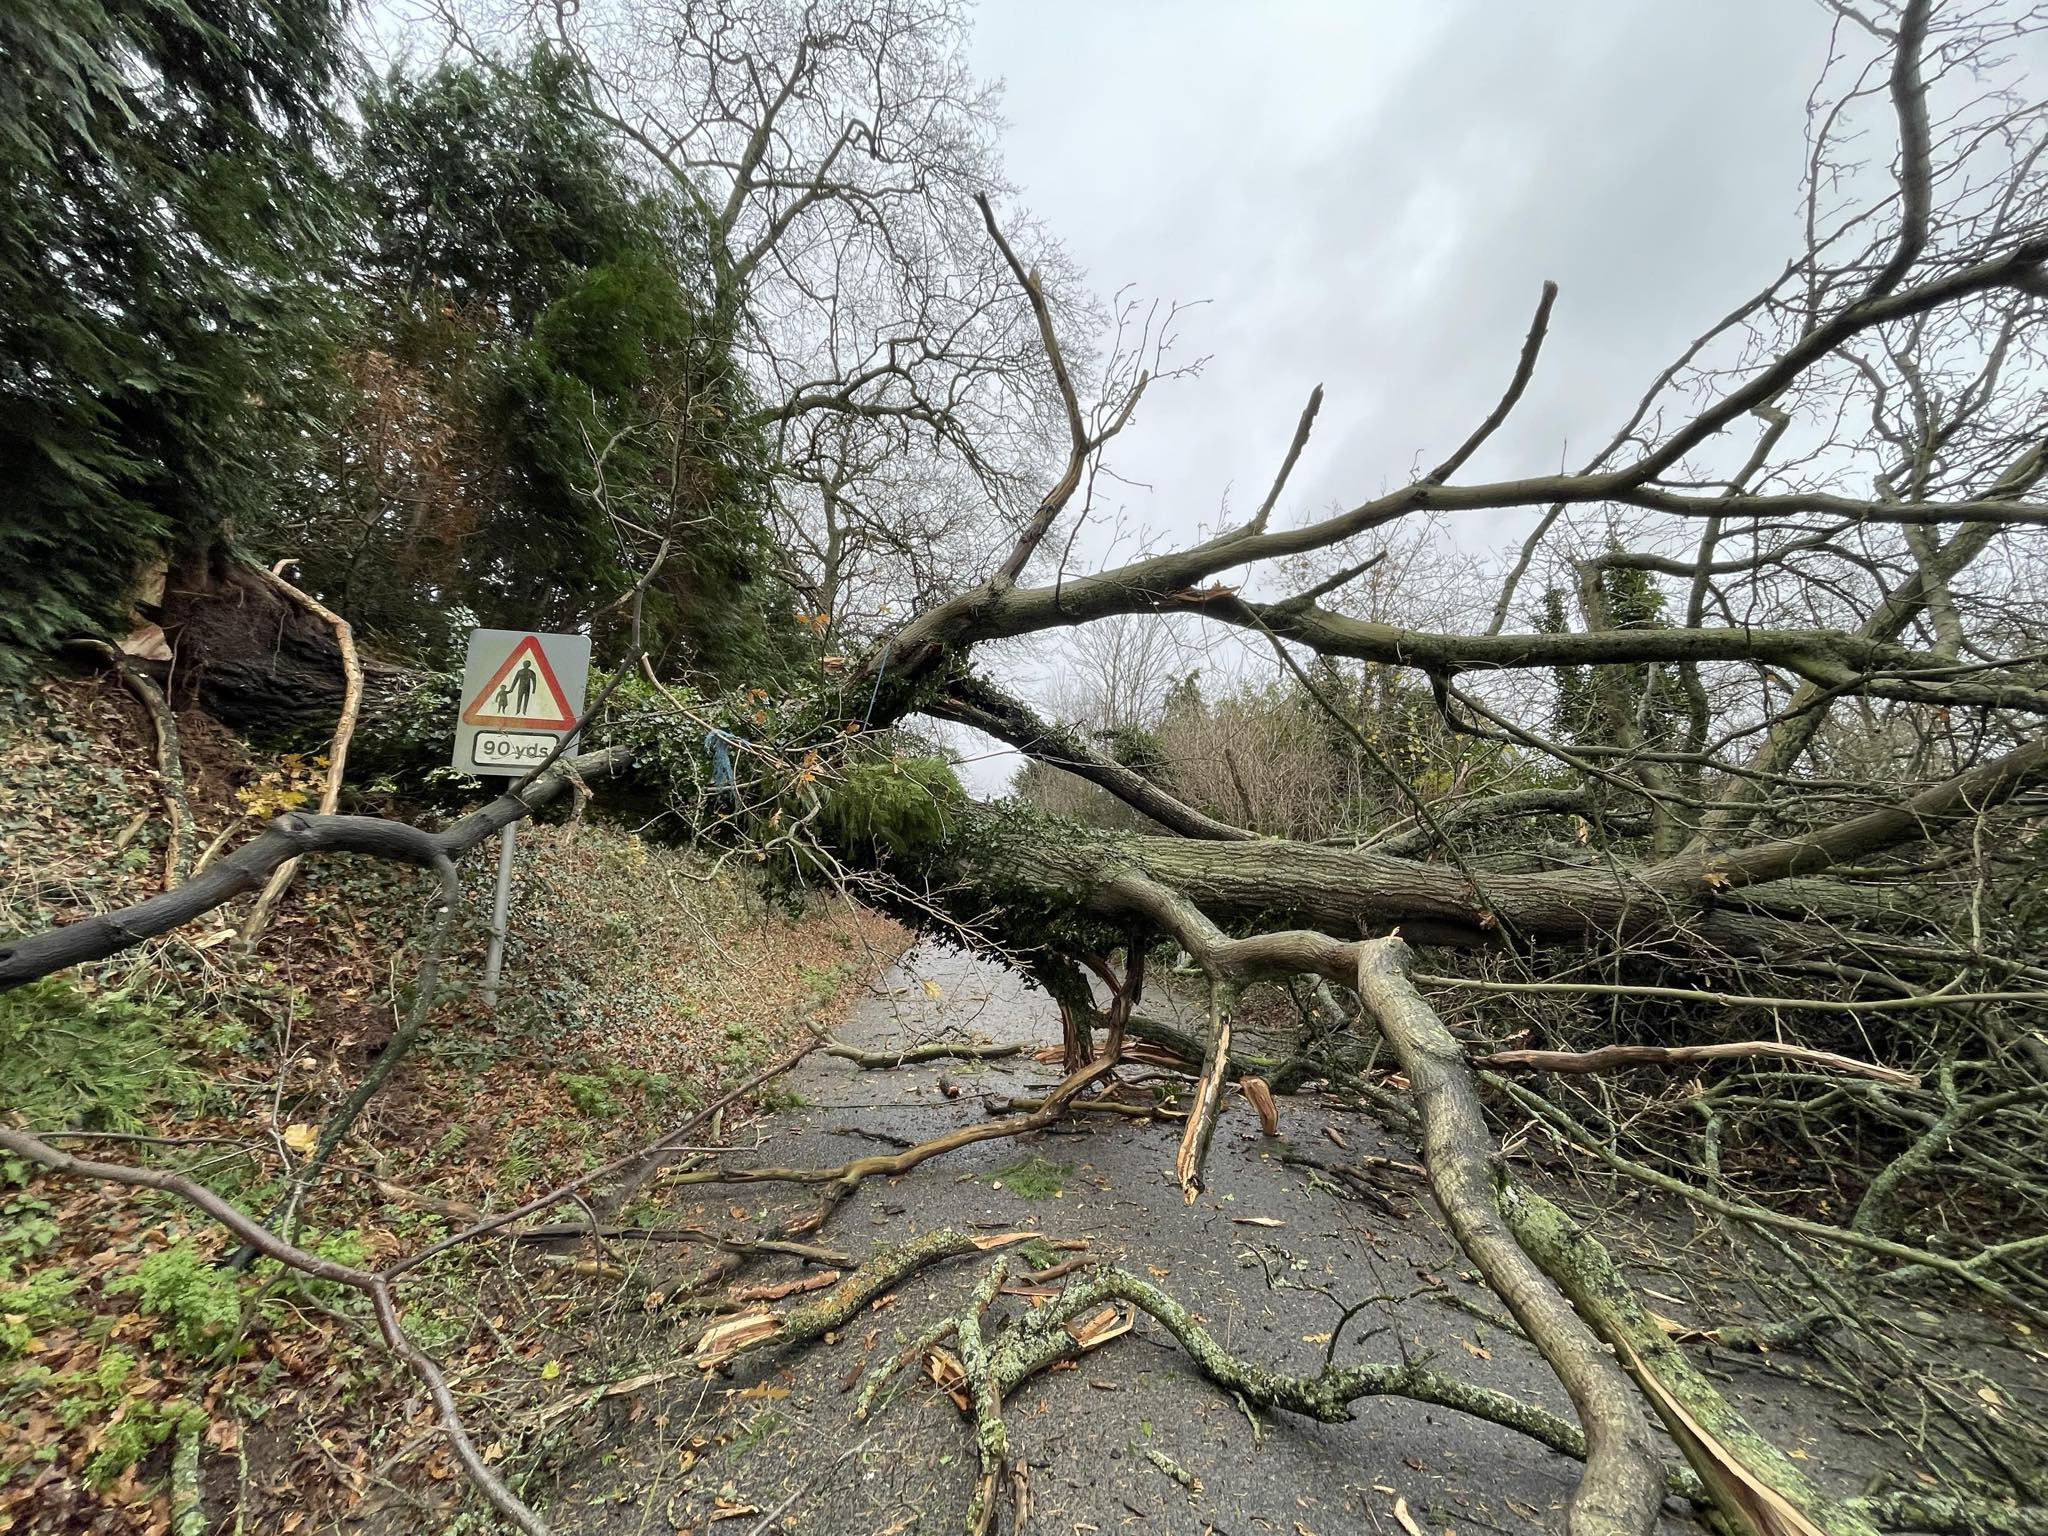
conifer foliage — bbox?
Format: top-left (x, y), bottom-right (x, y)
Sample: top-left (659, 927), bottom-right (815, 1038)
top-left (0, 0), bottom-right (350, 666)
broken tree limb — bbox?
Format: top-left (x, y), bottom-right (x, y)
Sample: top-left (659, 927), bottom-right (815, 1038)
top-left (1006, 1264), bottom-right (1598, 1443)
top-left (1477, 1040), bottom-right (1918, 1088)
top-left (953, 1261), bottom-right (2047, 1536)
top-left (882, 1261), bottom-right (1703, 1500)
top-left (1354, 935), bottom-right (1665, 1536)
top-left (241, 563), bottom-right (363, 942)
top-left (784, 1231), bottom-right (1032, 1346)
top-left (694, 1228), bottom-right (1044, 1369)
top-left (956, 1257), bottom-right (1011, 1536)
top-left (1172, 981), bottom-right (1233, 1202)
top-left (667, 1050), bottom-right (1117, 1201)
top-left (1854, 1494), bottom-right (2048, 1536)
top-left (989, 1095), bottom-right (1180, 1119)
top-left (1124, 1013), bottom-right (1307, 1090)
top-left (927, 673), bottom-right (1256, 841)
top-left (1503, 1179), bottom-right (1879, 1536)
top-left (0, 744), bottom-right (633, 986)
top-left (825, 1040), bottom-right (1024, 1068)
top-left (885, 1253), bottom-right (2042, 1534)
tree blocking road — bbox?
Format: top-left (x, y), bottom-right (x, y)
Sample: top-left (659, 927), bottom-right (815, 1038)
top-left (10, 4), bottom-right (2048, 1535)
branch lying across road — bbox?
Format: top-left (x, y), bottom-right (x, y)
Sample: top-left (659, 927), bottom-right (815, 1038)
top-left (926, 672), bottom-right (1256, 841)
top-left (1413, 971), bottom-right (2048, 1019)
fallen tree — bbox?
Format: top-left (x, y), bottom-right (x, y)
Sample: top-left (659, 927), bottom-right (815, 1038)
top-left (9, 4), bottom-right (2048, 1534)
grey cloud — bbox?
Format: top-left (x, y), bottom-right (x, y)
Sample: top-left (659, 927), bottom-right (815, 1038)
top-left (973, 1), bottom-right (1832, 562)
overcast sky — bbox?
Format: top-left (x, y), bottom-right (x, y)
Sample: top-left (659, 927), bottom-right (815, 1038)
top-left (941, 1), bottom-right (1838, 792)
top-left (971, 1), bottom-right (1829, 546)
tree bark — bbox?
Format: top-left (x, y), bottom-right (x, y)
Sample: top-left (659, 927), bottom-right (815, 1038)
top-left (1353, 937), bottom-right (1665, 1536)
top-left (156, 556), bottom-right (426, 738)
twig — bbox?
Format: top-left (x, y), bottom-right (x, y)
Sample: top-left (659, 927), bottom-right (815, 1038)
top-left (391, 1030), bottom-right (832, 1278)
top-left (1412, 971), bottom-right (2047, 1020)
top-left (1428, 280), bottom-right (1559, 483)
top-left (1244, 385), bottom-right (1324, 535)
top-left (1478, 1040), bottom-right (1917, 1088)
top-left (825, 1040), bottom-right (1023, 1068)
top-left (741, 1436), bottom-right (873, 1535)
top-left (71, 639), bottom-right (194, 890)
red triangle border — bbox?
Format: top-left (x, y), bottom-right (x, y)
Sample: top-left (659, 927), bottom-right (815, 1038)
top-left (462, 636), bottom-right (576, 728)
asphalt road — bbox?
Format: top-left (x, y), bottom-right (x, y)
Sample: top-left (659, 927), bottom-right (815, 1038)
top-left (537, 944), bottom-right (1930, 1536)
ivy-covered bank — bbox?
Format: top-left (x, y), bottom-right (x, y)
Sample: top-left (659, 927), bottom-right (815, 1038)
top-left (0, 673), bottom-right (909, 1532)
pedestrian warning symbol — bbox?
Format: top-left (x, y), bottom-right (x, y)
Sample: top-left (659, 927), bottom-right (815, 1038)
top-left (452, 629), bottom-right (591, 776)
top-left (463, 635), bottom-right (575, 728)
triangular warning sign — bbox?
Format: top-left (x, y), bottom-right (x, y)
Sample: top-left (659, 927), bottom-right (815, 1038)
top-left (462, 636), bottom-right (576, 728)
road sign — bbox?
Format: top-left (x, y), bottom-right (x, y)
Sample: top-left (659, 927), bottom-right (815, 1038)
top-left (452, 628), bottom-right (592, 1010)
top-left (453, 629), bottom-right (591, 777)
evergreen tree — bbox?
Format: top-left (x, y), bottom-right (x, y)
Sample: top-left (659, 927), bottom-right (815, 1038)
top-left (1536, 548), bottom-right (1684, 755)
top-left (293, 50), bottom-right (804, 684)
top-left (0, 0), bottom-right (350, 670)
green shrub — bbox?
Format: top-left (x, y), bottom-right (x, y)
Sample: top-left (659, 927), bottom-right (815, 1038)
top-left (610, 1067), bottom-right (697, 1111)
top-left (0, 1267), bottom-right (81, 1358)
top-left (0, 1188), bottom-right (59, 1277)
top-left (85, 1397), bottom-right (203, 1489)
top-left (0, 980), bottom-right (203, 1130)
top-left (560, 1071), bottom-right (622, 1119)
top-left (106, 1241), bottom-right (241, 1357)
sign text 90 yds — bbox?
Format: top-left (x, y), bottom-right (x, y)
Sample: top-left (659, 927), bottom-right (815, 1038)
top-left (470, 730), bottom-right (556, 769)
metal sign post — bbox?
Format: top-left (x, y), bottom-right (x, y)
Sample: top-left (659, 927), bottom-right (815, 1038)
top-left (483, 821), bottom-right (518, 1006)
top-left (453, 629), bottom-right (591, 1008)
